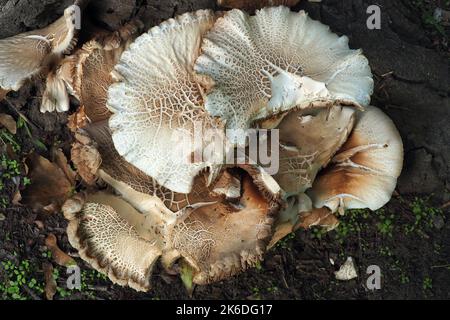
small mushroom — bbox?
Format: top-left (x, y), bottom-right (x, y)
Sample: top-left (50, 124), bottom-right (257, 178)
top-left (107, 10), bottom-right (227, 194)
top-left (195, 6), bottom-right (373, 145)
top-left (309, 106), bottom-right (404, 214)
top-left (0, 5), bottom-right (79, 110)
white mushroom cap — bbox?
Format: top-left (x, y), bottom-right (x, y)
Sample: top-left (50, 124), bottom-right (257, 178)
top-left (309, 106), bottom-right (404, 213)
top-left (0, 5), bottom-right (78, 92)
top-left (107, 10), bottom-right (225, 194)
top-left (80, 122), bottom-right (191, 212)
top-left (195, 6), bottom-right (373, 145)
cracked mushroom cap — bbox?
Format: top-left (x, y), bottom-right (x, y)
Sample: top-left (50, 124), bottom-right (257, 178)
top-left (67, 121), bottom-right (282, 289)
top-left (172, 165), bottom-right (281, 285)
top-left (63, 192), bottom-right (163, 292)
top-left (107, 10), bottom-right (226, 194)
top-left (308, 106), bottom-right (404, 213)
top-left (63, 166), bottom-right (281, 290)
top-left (0, 5), bottom-right (78, 93)
top-left (273, 105), bottom-right (355, 197)
top-left (195, 6), bottom-right (373, 145)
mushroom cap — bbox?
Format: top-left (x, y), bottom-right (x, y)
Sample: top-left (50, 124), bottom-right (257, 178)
top-left (59, 21), bottom-right (144, 122)
top-left (0, 5), bottom-right (78, 92)
top-left (63, 192), bottom-right (163, 292)
top-left (274, 106), bottom-right (355, 196)
top-left (309, 106), bottom-right (404, 212)
top-left (195, 6), bottom-right (373, 145)
top-left (68, 119), bottom-right (282, 288)
top-left (107, 10), bottom-right (225, 194)
top-left (171, 166), bottom-right (281, 284)
top-left (80, 121), bottom-right (192, 212)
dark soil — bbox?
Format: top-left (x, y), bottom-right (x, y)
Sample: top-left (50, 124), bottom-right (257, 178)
top-left (0, 0), bottom-right (449, 300)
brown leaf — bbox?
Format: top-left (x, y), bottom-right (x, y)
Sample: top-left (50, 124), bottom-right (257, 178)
top-left (218, 0), bottom-right (301, 10)
top-left (0, 113), bottom-right (17, 134)
top-left (0, 89), bottom-right (9, 101)
top-left (45, 233), bottom-right (77, 267)
top-left (295, 208), bottom-right (340, 231)
top-left (12, 190), bottom-right (22, 206)
top-left (51, 148), bottom-right (77, 186)
top-left (71, 137), bottom-right (102, 185)
top-left (43, 262), bottom-right (57, 300)
top-left (21, 153), bottom-right (75, 213)
top-left (68, 106), bottom-right (89, 132)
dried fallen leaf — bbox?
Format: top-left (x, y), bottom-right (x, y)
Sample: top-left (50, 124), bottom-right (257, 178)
top-left (218, 0), bottom-right (300, 10)
top-left (0, 89), bottom-right (8, 101)
top-left (43, 262), bottom-right (57, 300)
top-left (0, 213), bottom-right (5, 221)
top-left (268, 221), bottom-right (294, 249)
top-left (295, 208), bottom-right (340, 231)
top-left (45, 233), bottom-right (77, 267)
top-left (34, 220), bottom-right (45, 229)
top-left (68, 106), bottom-right (88, 132)
top-left (0, 113), bottom-right (17, 134)
top-left (52, 148), bottom-right (77, 186)
top-left (21, 153), bottom-right (74, 213)
top-left (12, 189), bottom-right (22, 206)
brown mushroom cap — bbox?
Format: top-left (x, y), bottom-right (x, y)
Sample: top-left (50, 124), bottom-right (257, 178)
top-left (273, 106), bottom-right (355, 197)
top-left (171, 166), bottom-right (280, 284)
top-left (59, 20), bottom-right (144, 122)
top-left (309, 106), bottom-right (404, 213)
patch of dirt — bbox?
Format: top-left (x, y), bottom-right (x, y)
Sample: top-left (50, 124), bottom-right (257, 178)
top-left (0, 0), bottom-right (449, 300)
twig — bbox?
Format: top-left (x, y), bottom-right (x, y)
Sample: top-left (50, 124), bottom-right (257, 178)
top-left (22, 285), bottom-right (42, 300)
top-left (431, 264), bottom-right (450, 269)
top-left (440, 201), bottom-right (450, 209)
top-left (4, 98), bottom-right (42, 131)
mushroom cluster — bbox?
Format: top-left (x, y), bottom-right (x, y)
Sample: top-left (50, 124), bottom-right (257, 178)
top-left (0, 5), bottom-right (403, 292)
